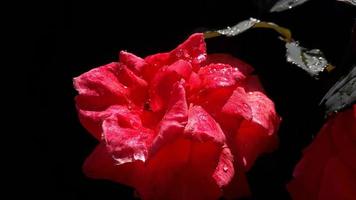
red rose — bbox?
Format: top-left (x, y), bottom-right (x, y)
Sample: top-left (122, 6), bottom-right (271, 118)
top-left (288, 105), bottom-right (356, 200)
top-left (74, 33), bottom-right (281, 200)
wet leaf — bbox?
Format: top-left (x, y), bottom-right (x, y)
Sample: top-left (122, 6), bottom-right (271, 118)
top-left (204, 18), bottom-right (261, 39)
top-left (204, 18), bottom-right (333, 78)
top-left (285, 41), bottom-right (332, 77)
top-left (337, 0), bottom-right (356, 6)
top-left (320, 65), bottom-right (356, 115)
top-left (270, 0), bottom-right (311, 12)
top-left (204, 18), bottom-right (292, 42)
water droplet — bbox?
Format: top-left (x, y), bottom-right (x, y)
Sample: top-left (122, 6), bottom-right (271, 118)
top-left (133, 152), bottom-right (146, 162)
top-left (196, 54), bottom-right (206, 62)
top-left (199, 114), bottom-right (207, 121)
top-left (243, 157), bottom-right (247, 166)
top-left (223, 165), bottom-right (228, 172)
top-left (113, 156), bottom-right (132, 165)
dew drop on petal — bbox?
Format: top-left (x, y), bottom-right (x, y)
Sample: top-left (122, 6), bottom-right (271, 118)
top-left (223, 165), bottom-right (228, 172)
top-left (243, 157), bottom-right (247, 167)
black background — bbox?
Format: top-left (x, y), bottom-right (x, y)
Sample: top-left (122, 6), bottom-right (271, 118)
top-left (27, 0), bottom-right (355, 199)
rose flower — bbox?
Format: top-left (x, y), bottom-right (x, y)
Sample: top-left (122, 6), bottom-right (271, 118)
top-left (288, 104), bottom-right (356, 200)
top-left (74, 33), bottom-right (281, 200)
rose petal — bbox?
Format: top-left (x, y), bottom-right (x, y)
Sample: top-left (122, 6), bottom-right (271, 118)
top-left (222, 158), bottom-right (251, 200)
top-left (318, 157), bottom-right (356, 200)
top-left (212, 146), bottom-right (235, 187)
top-left (190, 86), bottom-right (236, 119)
top-left (112, 63), bottom-right (148, 105)
top-left (142, 53), bottom-right (170, 82)
top-left (149, 60), bottom-right (192, 111)
top-left (170, 33), bottom-right (207, 69)
top-left (287, 123), bottom-right (333, 200)
top-left (74, 62), bottom-right (130, 111)
top-left (144, 33), bottom-right (206, 78)
top-left (186, 71), bottom-right (202, 94)
top-left (135, 105), bottom-right (233, 200)
top-left (222, 87), bottom-right (252, 121)
top-left (243, 75), bottom-right (266, 93)
top-left (83, 143), bottom-right (144, 187)
top-left (76, 106), bottom-right (122, 140)
top-left (137, 138), bottom-right (222, 200)
top-left (353, 105), bottom-right (356, 140)
top-left (330, 107), bottom-right (356, 173)
top-left (245, 91), bottom-right (280, 136)
top-left (206, 53), bottom-right (254, 75)
top-left (119, 51), bottom-right (147, 74)
top-left (184, 105), bottom-right (226, 144)
top-left (74, 62), bottom-right (133, 139)
top-left (198, 63), bottom-right (246, 89)
top-left (102, 106), bottom-right (154, 165)
top-left (150, 80), bottom-right (188, 155)
top-left (219, 76), bottom-right (279, 170)
top-left (189, 63), bottom-right (246, 118)
top-left (232, 84), bottom-right (279, 169)
top-left (288, 105), bottom-right (356, 200)
top-left (235, 120), bottom-right (279, 170)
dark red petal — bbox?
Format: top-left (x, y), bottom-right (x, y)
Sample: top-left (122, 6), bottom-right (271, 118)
top-left (119, 51), bottom-right (147, 74)
top-left (318, 157), bottom-right (356, 200)
top-left (242, 75), bottom-right (280, 135)
top-left (190, 86), bottom-right (236, 119)
top-left (184, 105), bottom-right (225, 144)
top-left (243, 75), bottom-right (266, 93)
top-left (143, 53), bottom-right (170, 82)
top-left (170, 33), bottom-right (207, 70)
top-left (102, 106), bottom-right (154, 165)
top-left (136, 105), bottom-right (234, 200)
top-left (288, 105), bottom-right (356, 200)
top-left (83, 143), bottom-right (144, 187)
top-left (150, 80), bottom-right (188, 155)
top-left (73, 62), bottom-right (129, 139)
top-left (143, 33), bottom-right (206, 76)
top-left (222, 87), bottom-right (252, 121)
top-left (353, 105), bottom-right (356, 140)
top-left (245, 91), bottom-right (280, 136)
top-left (235, 120), bottom-right (278, 170)
top-left (219, 78), bottom-right (279, 170)
top-left (149, 60), bottom-right (192, 111)
top-left (287, 123), bottom-right (333, 200)
top-left (205, 53), bottom-right (254, 75)
top-left (198, 63), bottom-right (246, 89)
top-left (330, 107), bottom-right (356, 173)
top-left (113, 63), bottom-right (148, 105)
top-left (74, 62), bottom-right (130, 111)
top-left (231, 86), bottom-right (279, 169)
top-left (186, 71), bottom-right (202, 94)
top-left (76, 106), bottom-right (121, 140)
top-left (184, 106), bottom-right (234, 188)
top-left (137, 138), bottom-right (222, 200)
top-left (222, 157), bottom-right (251, 200)
top-left (212, 146), bottom-right (235, 187)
